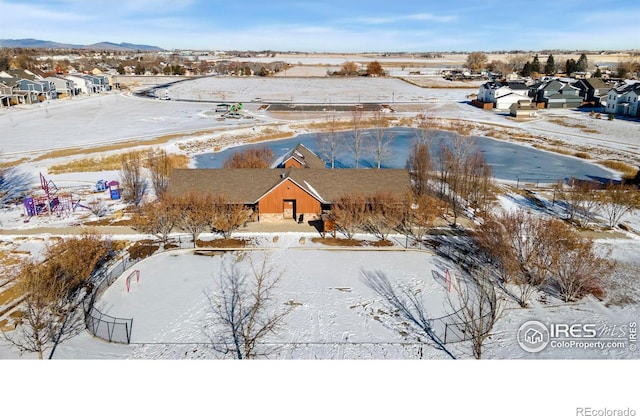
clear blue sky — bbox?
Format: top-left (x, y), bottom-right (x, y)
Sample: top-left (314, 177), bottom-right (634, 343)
top-left (1, 0), bottom-right (638, 52)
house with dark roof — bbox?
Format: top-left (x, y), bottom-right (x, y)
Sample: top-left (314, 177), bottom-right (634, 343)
top-left (167, 167), bottom-right (411, 222)
top-left (531, 79), bottom-right (583, 109)
top-left (270, 143), bottom-right (326, 169)
top-left (572, 78), bottom-right (610, 106)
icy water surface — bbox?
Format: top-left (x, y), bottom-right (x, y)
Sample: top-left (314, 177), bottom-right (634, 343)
top-left (195, 128), bottom-right (617, 183)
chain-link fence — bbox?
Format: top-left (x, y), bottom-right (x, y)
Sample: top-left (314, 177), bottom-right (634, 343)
top-left (83, 237), bottom-right (194, 344)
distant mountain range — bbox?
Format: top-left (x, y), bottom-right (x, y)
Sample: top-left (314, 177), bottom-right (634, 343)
top-left (0, 38), bottom-right (164, 51)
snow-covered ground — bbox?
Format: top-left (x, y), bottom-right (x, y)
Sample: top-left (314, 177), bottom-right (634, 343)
top-left (2, 74), bottom-right (640, 415)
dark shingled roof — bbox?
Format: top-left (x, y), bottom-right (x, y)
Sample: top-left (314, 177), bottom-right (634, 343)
top-left (167, 168), bottom-right (411, 204)
top-left (271, 143), bottom-right (327, 169)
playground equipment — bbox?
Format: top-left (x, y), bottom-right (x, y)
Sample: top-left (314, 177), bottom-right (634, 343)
top-left (95, 179), bottom-right (109, 192)
top-left (22, 173), bottom-right (117, 220)
top-left (108, 181), bottom-right (120, 200)
top-left (23, 173), bottom-right (74, 219)
top-left (94, 179), bottom-right (120, 200)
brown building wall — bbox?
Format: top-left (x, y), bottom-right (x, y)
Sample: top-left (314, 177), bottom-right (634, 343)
top-left (258, 179), bottom-right (321, 217)
top-left (283, 158), bottom-right (303, 169)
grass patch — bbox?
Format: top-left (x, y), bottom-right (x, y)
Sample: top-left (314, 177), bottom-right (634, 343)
top-left (127, 240), bottom-right (160, 260)
top-left (311, 237), bottom-right (364, 246)
top-left (48, 151), bottom-right (189, 174)
top-left (0, 284), bottom-right (22, 308)
top-left (310, 237), bottom-right (395, 247)
top-left (574, 152), bottom-right (591, 159)
top-left (533, 144), bottom-right (574, 156)
top-left (0, 158), bottom-right (29, 169)
top-left (598, 160), bottom-right (638, 177)
top-left (32, 129), bottom-right (218, 163)
top-left (546, 117), bottom-right (588, 129)
top-left (370, 239), bottom-right (394, 247)
top-left (196, 238), bottom-right (250, 248)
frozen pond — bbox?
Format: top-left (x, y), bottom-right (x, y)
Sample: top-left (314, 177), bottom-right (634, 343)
top-left (194, 128), bottom-right (617, 183)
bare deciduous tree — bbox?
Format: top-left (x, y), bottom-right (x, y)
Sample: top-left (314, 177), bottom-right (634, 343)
top-left (146, 148), bottom-right (173, 200)
top-left (223, 147), bottom-right (274, 169)
top-left (330, 193), bottom-right (367, 240)
top-left (434, 134), bottom-right (492, 224)
top-left (4, 232), bottom-right (111, 359)
top-left (364, 191), bottom-right (403, 241)
top-left (175, 192), bottom-right (214, 247)
top-left (133, 198), bottom-right (181, 245)
top-left (361, 269), bottom-right (456, 359)
top-left (86, 197), bottom-right (107, 217)
top-left (414, 109), bottom-right (437, 145)
top-left (401, 192), bottom-right (444, 246)
top-left (205, 253), bottom-right (293, 359)
top-left (549, 233), bottom-right (612, 302)
top-left (372, 111), bottom-right (394, 169)
top-left (3, 259), bottom-right (81, 359)
top-left (598, 183), bottom-right (640, 228)
top-left (366, 61), bottom-right (384, 77)
top-left (340, 61), bottom-right (359, 76)
top-left (560, 179), bottom-right (601, 226)
top-left (475, 209), bottom-right (556, 307)
top-left (466, 52), bottom-right (488, 72)
top-left (316, 112), bottom-right (343, 169)
top-left (211, 195), bottom-right (251, 239)
top-left (448, 267), bottom-right (503, 359)
top-left (349, 107), bottom-right (367, 168)
top-left (407, 140), bottom-right (432, 197)
top-left (120, 151), bottom-right (146, 206)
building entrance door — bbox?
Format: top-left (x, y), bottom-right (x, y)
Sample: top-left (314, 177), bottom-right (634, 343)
top-left (283, 199), bottom-right (296, 220)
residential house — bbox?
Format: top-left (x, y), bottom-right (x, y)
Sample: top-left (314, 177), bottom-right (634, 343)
top-left (45, 76), bottom-right (77, 99)
top-left (64, 74), bottom-right (92, 95)
top-left (37, 78), bottom-right (57, 100)
top-left (605, 81), bottom-right (640, 118)
top-left (531, 79), bottom-right (583, 109)
top-left (572, 78), bottom-right (610, 106)
top-left (166, 168), bottom-right (410, 222)
top-left (64, 74), bottom-right (109, 95)
top-left (0, 83), bottom-right (14, 107)
top-left (476, 81), bottom-right (531, 110)
top-left (271, 143), bottom-right (327, 169)
top-left (12, 78), bottom-right (46, 104)
top-left (509, 100), bottom-right (538, 118)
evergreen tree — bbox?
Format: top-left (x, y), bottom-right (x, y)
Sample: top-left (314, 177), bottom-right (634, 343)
top-left (593, 67), bottom-right (602, 78)
top-left (544, 54), bottom-right (555, 75)
top-left (521, 61), bottom-right (532, 77)
top-left (565, 59), bottom-right (578, 75)
top-left (0, 56), bottom-right (10, 71)
top-left (577, 54), bottom-right (588, 72)
top-left (531, 54), bottom-right (541, 74)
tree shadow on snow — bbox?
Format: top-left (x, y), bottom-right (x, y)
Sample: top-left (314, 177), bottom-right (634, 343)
top-left (0, 167), bottom-right (32, 207)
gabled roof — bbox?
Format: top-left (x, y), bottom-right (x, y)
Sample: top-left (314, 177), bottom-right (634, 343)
top-left (270, 143), bottom-right (326, 169)
top-left (167, 168), bottom-right (411, 204)
top-left (2, 69), bottom-right (40, 81)
top-left (505, 81), bottom-right (529, 90)
top-left (167, 169), bottom-right (284, 203)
